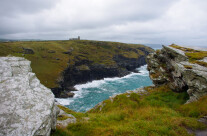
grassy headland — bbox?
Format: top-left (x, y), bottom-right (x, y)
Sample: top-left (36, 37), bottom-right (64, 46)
top-left (0, 40), bottom-right (153, 88)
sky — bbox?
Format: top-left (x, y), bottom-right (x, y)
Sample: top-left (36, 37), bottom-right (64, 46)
top-left (0, 0), bottom-right (207, 47)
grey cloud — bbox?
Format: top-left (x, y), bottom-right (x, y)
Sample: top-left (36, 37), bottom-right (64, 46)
top-left (0, 0), bottom-right (58, 16)
top-left (0, 0), bottom-right (207, 47)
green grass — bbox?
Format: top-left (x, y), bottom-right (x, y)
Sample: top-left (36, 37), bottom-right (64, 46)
top-left (57, 105), bottom-right (86, 121)
top-left (0, 40), bottom-right (153, 88)
top-left (170, 44), bottom-right (207, 67)
top-left (52, 85), bottom-right (207, 136)
top-left (185, 52), bottom-right (207, 60)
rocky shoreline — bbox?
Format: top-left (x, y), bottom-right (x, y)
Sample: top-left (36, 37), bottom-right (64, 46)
top-left (52, 48), bottom-right (152, 98)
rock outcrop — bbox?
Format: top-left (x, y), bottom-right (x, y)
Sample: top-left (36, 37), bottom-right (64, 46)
top-left (147, 45), bottom-right (207, 103)
top-left (56, 103), bottom-right (76, 128)
top-left (0, 57), bottom-right (58, 136)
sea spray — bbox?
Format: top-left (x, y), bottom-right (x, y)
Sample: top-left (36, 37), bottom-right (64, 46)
top-left (56, 65), bottom-right (152, 112)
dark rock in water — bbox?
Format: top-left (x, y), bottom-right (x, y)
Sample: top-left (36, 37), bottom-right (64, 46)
top-left (60, 92), bottom-right (75, 98)
top-left (65, 86), bottom-right (78, 91)
top-left (51, 88), bottom-right (75, 98)
top-left (22, 47), bottom-right (34, 54)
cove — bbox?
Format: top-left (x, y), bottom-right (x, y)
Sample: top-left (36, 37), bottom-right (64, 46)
top-left (56, 65), bottom-right (152, 112)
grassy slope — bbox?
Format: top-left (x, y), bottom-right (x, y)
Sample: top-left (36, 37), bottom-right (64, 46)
top-left (52, 85), bottom-right (207, 136)
top-left (0, 40), bottom-right (153, 88)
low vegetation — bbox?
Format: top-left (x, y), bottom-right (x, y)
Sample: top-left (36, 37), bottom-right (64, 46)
top-left (184, 65), bottom-right (193, 69)
top-left (51, 85), bottom-right (207, 136)
top-left (170, 44), bottom-right (207, 67)
top-left (0, 40), bottom-right (153, 88)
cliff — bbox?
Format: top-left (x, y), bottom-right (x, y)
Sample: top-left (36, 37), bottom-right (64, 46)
top-left (51, 45), bottom-right (207, 136)
top-left (0, 57), bottom-right (58, 136)
top-left (147, 45), bottom-right (207, 103)
top-left (0, 40), bottom-right (153, 98)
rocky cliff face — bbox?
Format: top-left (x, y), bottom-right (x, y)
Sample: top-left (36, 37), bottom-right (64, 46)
top-left (147, 45), bottom-right (207, 103)
top-left (0, 57), bottom-right (58, 136)
top-left (52, 46), bottom-right (153, 98)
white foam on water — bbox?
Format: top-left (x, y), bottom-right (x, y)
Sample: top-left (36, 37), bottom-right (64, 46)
top-left (72, 89), bottom-right (90, 98)
top-left (55, 98), bottom-right (74, 105)
top-left (75, 65), bottom-right (148, 90)
top-left (75, 64), bottom-right (148, 90)
top-left (59, 65), bottom-right (149, 106)
top-left (74, 79), bottom-right (106, 90)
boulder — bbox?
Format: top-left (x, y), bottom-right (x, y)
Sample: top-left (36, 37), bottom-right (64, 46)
top-left (0, 57), bottom-right (58, 136)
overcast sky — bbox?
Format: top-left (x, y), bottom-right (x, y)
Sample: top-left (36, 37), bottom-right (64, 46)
top-left (0, 0), bottom-right (207, 46)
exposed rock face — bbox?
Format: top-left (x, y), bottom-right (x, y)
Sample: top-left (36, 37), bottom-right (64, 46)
top-left (52, 47), bottom-right (152, 98)
top-left (147, 46), bottom-right (207, 103)
top-left (56, 103), bottom-right (76, 127)
top-left (0, 57), bottom-right (58, 136)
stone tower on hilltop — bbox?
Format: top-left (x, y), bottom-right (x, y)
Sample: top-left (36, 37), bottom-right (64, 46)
top-left (69, 36), bottom-right (80, 40)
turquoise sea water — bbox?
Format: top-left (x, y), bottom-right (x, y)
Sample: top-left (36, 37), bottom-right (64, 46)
top-left (56, 65), bottom-right (152, 112)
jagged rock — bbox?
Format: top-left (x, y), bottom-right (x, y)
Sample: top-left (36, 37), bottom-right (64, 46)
top-left (0, 57), bottom-right (58, 136)
top-left (51, 88), bottom-right (75, 98)
top-left (147, 45), bottom-right (207, 103)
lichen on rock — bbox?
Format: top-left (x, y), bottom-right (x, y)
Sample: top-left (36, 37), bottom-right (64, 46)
top-left (147, 45), bottom-right (207, 103)
top-left (0, 57), bottom-right (58, 136)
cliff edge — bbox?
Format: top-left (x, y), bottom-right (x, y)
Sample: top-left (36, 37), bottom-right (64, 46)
top-left (147, 45), bottom-right (207, 103)
top-left (0, 57), bottom-right (58, 136)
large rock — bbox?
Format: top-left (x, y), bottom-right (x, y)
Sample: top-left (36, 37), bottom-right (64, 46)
top-left (147, 45), bottom-right (207, 103)
top-left (0, 57), bottom-right (58, 136)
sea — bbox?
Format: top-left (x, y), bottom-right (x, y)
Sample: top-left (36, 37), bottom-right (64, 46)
top-left (55, 44), bottom-right (162, 112)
